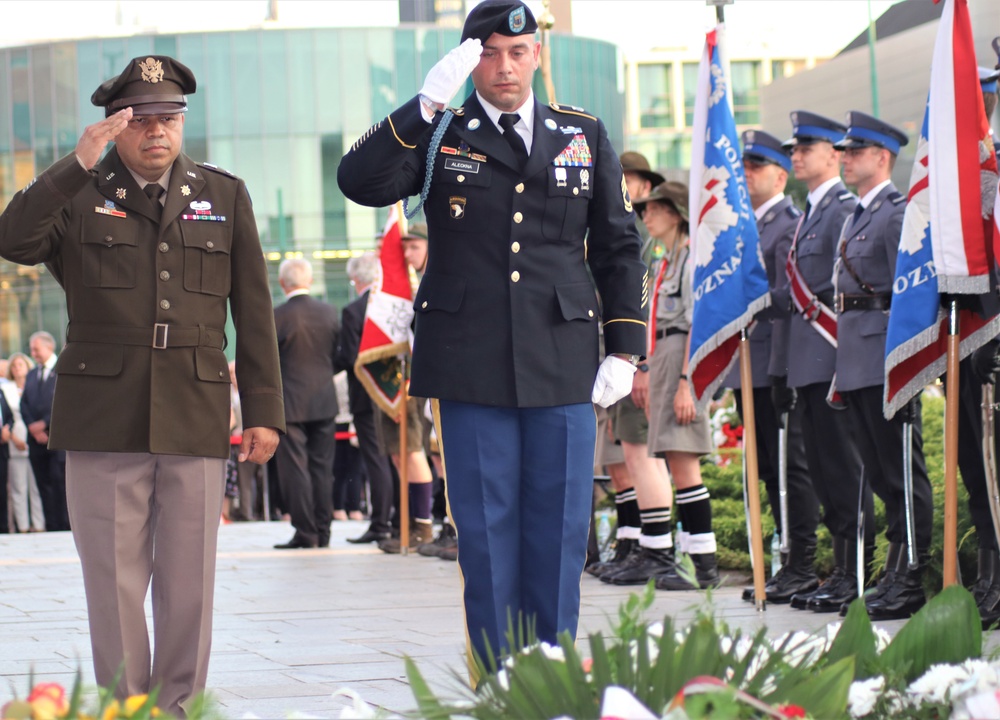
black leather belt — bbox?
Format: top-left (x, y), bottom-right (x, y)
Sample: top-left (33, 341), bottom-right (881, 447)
top-left (655, 327), bottom-right (689, 340)
top-left (815, 290), bottom-right (835, 307)
top-left (838, 293), bottom-right (891, 312)
top-left (67, 323), bottom-right (226, 350)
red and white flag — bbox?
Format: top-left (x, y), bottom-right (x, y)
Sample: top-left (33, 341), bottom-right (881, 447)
top-left (354, 202), bottom-right (414, 417)
top-left (927, 0), bottom-right (994, 294)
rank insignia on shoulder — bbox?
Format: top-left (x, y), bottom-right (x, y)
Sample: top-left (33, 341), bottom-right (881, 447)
top-left (200, 162), bottom-right (234, 177)
top-left (890, 193), bottom-right (906, 205)
top-left (787, 205), bottom-right (802, 217)
top-left (22, 177), bottom-right (36, 192)
top-left (837, 191), bottom-right (854, 201)
top-left (550, 102), bottom-right (596, 121)
top-left (621, 175), bottom-right (632, 213)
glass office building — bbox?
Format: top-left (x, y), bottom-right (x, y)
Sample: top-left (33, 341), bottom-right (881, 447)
top-left (0, 27), bottom-right (624, 355)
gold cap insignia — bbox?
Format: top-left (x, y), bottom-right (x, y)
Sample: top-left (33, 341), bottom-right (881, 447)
top-left (140, 57), bottom-right (164, 84)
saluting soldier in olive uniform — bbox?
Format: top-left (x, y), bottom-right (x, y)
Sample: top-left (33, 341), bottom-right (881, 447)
top-left (339, 0), bottom-right (646, 668)
top-left (0, 56), bottom-right (284, 716)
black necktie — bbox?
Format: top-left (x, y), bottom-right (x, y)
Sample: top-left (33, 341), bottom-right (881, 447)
top-left (499, 113), bottom-right (528, 168)
top-left (803, 200), bottom-right (812, 221)
top-left (144, 184), bottom-right (164, 222)
top-left (851, 203), bottom-right (864, 228)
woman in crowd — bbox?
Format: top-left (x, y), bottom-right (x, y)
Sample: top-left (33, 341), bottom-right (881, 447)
top-left (637, 182), bottom-right (720, 591)
top-left (5, 352), bottom-right (44, 532)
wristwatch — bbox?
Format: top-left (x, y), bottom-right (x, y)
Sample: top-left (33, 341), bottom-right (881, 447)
top-left (637, 363), bottom-right (649, 373)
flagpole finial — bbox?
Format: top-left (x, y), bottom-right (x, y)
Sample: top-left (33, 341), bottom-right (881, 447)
top-left (538, 0), bottom-right (555, 32)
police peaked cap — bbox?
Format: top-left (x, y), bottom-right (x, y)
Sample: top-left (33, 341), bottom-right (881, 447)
top-left (834, 111), bottom-right (909, 156)
top-left (402, 223), bottom-right (428, 241)
top-left (783, 110), bottom-right (847, 148)
top-left (92, 55), bottom-right (196, 117)
top-left (741, 130), bottom-right (791, 172)
top-left (462, 1), bottom-right (538, 44)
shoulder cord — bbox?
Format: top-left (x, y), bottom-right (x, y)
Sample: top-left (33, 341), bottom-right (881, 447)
top-left (403, 110), bottom-right (455, 220)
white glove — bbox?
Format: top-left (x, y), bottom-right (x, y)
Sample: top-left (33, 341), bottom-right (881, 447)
top-left (591, 356), bottom-right (637, 408)
top-left (419, 39), bottom-right (483, 108)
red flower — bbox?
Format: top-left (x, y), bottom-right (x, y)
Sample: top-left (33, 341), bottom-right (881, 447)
top-left (778, 704), bottom-right (807, 718)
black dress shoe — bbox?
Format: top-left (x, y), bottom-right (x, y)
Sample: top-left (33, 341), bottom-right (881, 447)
top-left (347, 528), bottom-right (391, 544)
top-left (274, 534), bottom-right (318, 549)
top-left (865, 574), bottom-right (925, 620)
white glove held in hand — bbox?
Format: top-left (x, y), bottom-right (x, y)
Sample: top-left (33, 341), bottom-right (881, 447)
top-left (419, 38), bottom-right (483, 107)
top-left (591, 356), bottom-right (637, 408)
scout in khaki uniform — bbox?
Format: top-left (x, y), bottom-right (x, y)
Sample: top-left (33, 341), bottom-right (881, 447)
top-left (0, 56), bottom-right (285, 716)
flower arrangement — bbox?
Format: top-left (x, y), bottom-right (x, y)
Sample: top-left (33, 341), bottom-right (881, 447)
top-left (402, 567), bottom-right (989, 720)
top-left (1, 673), bottom-right (219, 720)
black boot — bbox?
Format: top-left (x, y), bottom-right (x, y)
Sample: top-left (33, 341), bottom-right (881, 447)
top-left (587, 538), bottom-right (638, 578)
top-left (977, 549), bottom-right (1000, 628)
top-left (742, 550), bottom-right (787, 602)
top-left (792, 536), bottom-right (843, 610)
top-left (747, 540), bottom-right (819, 604)
top-left (605, 545), bottom-right (675, 585)
top-left (808, 537), bottom-right (860, 613)
top-left (865, 550), bottom-right (927, 621)
top-left (655, 552), bottom-right (720, 590)
top-left (841, 541), bottom-right (903, 616)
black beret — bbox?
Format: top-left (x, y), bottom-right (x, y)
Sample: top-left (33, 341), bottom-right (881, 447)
top-left (91, 56), bottom-right (196, 118)
top-left (461, 1), bottom-right (538, 44)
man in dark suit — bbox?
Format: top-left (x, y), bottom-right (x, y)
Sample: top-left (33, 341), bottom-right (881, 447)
top-left (21, 331), bottom-right (68, 532)
top-left (773, 111), bottom-right (873, 613)
top-left (335, 251), bottom-right (395, 544)
top-left (273, 258), bottom-right (340, 549)
top-left (338, 0), bottom-right (646, 668)
top-left (834, 112), bottom-right (931, 620)
top-left (0, 384), bottom-right (14, 533)
top-left (725, 130), bottom-right (819, 604)
top-left (0, 56), bottom-right (284, 715)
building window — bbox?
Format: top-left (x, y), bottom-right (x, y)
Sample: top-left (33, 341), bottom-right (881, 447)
top-left (731, 61), bottom-right (761, 126)
top-left (771, 59), bottom-right (809, 81)
top-left (637, 63), bottom-right (672, 128)
top-left (682, 62), bottom-right (699, 127)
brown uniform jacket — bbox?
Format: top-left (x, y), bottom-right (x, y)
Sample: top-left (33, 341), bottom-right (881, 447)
top-left (0, 149), bottom-right (285, 458)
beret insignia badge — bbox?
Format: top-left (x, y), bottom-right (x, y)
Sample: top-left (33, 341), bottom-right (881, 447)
top-left (140, 57), bottom-right (164, 84)
top-left (509, 7), bottom-right (526, 33)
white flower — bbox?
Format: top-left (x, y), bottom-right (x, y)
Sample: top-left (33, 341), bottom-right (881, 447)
top-left (775, 631), bottom-right (827, 669)
top-left (871, 625), bottom-right (892, 652)
top-left (647, 622), bottom-right (664, 639)
top-left (908, 663), bottom-right (972, 705)
top-left (496, 669), bottom-right (510, 691)
top-left (538, 641), bottom-right (565, 662)
top-left (848, 676), bottom-right (885, 718)
top-left (331, 688), bottom-right (378, 719)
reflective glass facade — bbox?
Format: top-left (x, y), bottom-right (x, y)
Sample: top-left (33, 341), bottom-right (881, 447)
top-left (0, 28), bottom-right (623, 355)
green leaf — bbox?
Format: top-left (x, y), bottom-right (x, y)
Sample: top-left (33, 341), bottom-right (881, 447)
top-left (878, 584), bottom-right (982, 682)
top-left (405, 656), bottom-right (454, 720)
top-left (778, 655), bottom-right (854, 718)
top-left (824, 597), bottom-right (879, 679)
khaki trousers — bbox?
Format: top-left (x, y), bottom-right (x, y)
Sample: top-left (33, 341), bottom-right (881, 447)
top-left (66, 451), bottom-right (225, 717)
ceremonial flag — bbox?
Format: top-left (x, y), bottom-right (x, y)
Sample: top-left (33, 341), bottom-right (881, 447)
top-left (354, 202), bottom-right (415, 417)
top-left (687, 25), bottom-right (770, 411)
top-left (927, 0), bottom-right (993, 293)
top-left (883, 0), bottom-right (1000, 418)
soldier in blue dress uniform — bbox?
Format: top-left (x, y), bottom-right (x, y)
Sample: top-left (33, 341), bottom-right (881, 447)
top-left (772, 111), bottom-right (874, 613)
top-left (338, 0), bottom-right (646, 670)
top-left (725, 129), bottom-right (820, 604)
top-left (834, 111), bottom-right (932, 620)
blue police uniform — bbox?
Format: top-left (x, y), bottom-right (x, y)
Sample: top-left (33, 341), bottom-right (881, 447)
top-left (772, 111), bottom-right (872, 613)
top-left (725, 130), bottom-right (819, 604)
top-left (833, 110), bottom-right (933, 620)
top-left (337, 1), bottom-right (646, 665)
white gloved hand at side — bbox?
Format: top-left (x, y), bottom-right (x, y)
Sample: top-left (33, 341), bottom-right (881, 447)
top-left (591, 356), bottom-right (637, 408)
top-left (419, 38), bottom-right (483, 108)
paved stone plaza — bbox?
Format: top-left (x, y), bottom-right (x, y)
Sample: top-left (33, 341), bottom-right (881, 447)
top-left (0, 520), bottom-right (911, 718)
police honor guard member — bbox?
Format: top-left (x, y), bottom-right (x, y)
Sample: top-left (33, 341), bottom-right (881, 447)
top-left (0, 56), bottom-right (284, 715)
top-left (773, 111), bottom-right (874, 613)
top-left (338, 0), bottom-right (646, 668)
top-left (833, 112), bottom-right (932, 620)
top-left (725, 130), bottom-right (820, 604)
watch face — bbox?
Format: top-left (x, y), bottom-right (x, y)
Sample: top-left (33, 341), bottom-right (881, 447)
top-left (638, 363), bottom-right (649, 372)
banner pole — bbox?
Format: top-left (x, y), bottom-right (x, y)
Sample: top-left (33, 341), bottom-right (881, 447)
top-left (399, 355), bottom-right (410, 556)
top-left (943, 300), bottom-right (960, 586)
top-left (739, 329), bottom-right (767, 610)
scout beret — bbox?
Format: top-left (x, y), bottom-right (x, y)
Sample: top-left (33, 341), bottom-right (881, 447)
top-left (92, 55), bottom-right (196, 117)
top-left (633, 181), bottom-right (690, 222)
top-left (834, 110), bottom-right (909, 155)
top-left (619, 151), bottom-right (665, 188)
top-left (461, 1), bottom-right (538, 44)
top-left (402, 223), bottom-right (428, 241)
top-left (741, 129), bottom-right (792, 172)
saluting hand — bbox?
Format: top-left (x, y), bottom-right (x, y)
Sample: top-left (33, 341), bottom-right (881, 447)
top-left (419, 38), bottom-right (483, 110)
top-left (74, 108), bottom-right (132, 170)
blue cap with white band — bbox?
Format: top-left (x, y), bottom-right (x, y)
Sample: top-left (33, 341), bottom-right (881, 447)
top-left (782, 110), bottom-right (847, 148)
top-left (833, 110), bottom-right (909, 156)
top-left (742, 129), bottom-right (791, 171)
